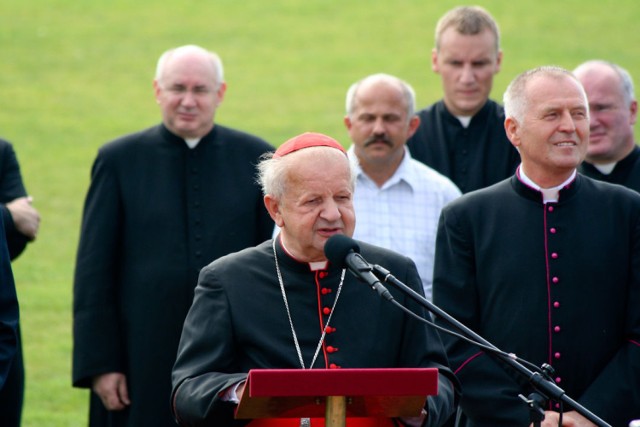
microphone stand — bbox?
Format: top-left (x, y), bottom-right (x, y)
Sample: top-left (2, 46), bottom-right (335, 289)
top-left (371, 264), bottom-right (611, 427)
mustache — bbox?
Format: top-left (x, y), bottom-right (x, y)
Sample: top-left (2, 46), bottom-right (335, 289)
top-left (363, 135), bottom-right (393, 148)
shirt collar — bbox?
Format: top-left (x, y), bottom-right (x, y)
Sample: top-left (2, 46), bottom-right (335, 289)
top-left (518, 165), bottom-right (576, 203)
top-left (348, 145), bottom-right (416, 191)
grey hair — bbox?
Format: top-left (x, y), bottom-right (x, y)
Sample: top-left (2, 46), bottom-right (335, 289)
top-left (155, 45), bottom-right (224, 89)
top-left (574, 60), bottom-right (636, 107)
top-left (435, 6), bottom-right (500, 52)
top-left (257, 148), bottom-right (358, 200)
top-left (503, 65), bottom-right (587, 123)
top-left (345, 73), bottom-right (416, 119)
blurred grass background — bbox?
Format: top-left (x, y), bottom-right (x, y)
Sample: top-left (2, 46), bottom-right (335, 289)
top-left (1, 0), bottom-right (639, 425)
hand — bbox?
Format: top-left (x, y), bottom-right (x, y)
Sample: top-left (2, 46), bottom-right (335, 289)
top-left (534, 410), bottom-right (598, 427)
top-left (236, 382), bottom-right (246, 400)
top-left (92, 372), bottom-right (131, 411)
top-left (6, 196), bottom-right (40, 240)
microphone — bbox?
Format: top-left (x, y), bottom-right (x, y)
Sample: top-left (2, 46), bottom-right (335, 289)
top-left (324, 234), bottom-right (393, 301)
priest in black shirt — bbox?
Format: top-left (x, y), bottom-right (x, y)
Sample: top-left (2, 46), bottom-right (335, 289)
top-left (406, 6), bottom-right (519, 193)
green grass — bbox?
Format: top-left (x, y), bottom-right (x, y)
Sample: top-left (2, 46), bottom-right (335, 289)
top-left (2, 0), bottom-right (639, 425)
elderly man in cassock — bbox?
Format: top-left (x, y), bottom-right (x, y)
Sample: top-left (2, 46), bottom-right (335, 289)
top-left (171, 132), bottom-right (458, 427)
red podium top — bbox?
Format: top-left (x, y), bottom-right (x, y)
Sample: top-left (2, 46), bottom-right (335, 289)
top-left (236, 368), bottom-right (439, 422)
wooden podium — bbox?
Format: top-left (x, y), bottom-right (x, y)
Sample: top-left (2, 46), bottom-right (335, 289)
top-left (235, 368), bottom-right (439, 427)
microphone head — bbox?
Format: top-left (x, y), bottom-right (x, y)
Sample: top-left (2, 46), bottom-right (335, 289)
top-left (324, 234), bottom-right (360, 268)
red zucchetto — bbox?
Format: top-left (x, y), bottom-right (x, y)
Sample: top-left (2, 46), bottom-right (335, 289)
top-left (273, 132), bottom-right (346, 158)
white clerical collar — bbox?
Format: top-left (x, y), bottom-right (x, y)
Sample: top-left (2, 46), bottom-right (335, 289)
top-left (184, 138), bottom-right (201, 149)
top-left (518, 166), bottom-right (576, 203)
top-left (456, 115), bottom-right (472, 128)
top-left (593, 162), bottom-right (617, 175)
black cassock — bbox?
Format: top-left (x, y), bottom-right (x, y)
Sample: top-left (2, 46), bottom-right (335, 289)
top-left (579, 144), bottom-right (640, 193)
top-left (73, 124), bottom-right (275, 427)
top-left (434, 173), bottom-right (640, 426)
top-left (406, 99), bottom-right (520, 194)
top-left (172, 237), bottom-right (457, 427)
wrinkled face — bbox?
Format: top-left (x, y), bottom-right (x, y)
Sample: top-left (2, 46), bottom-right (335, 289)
top-left (154, 51), bottom-right (226, 139)
top-left (506, 74), bottom-right (589, 185)
top-left (432, 28), bottom-right (502, 117)
top-left (265, 148), bottom-right (355, 262)
top-left (576, 66), bottom-right (638, 163)
top-left (345, 79), bottom-right (419, 169)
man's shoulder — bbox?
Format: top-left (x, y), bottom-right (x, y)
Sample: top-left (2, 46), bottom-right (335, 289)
top-left (444, 178), bottom-right (511, 210)
top-left (200, 240), bottom-right (271, 275)
top-left (99, 124), bottom-right (163, 153)
top-left (214, 125), bottom-right (274, 152)
top-left (416, 100), bottom-right (445, 119)
top-left (0, 138), bottom-right (12, 151)
top-left (407, 158), bottom-right (460, 193)
top-left (579, 173), bottom-right (640, 203)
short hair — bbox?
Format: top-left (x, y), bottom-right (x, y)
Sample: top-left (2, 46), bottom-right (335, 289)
top-left (574, 60), bottom-right (636, 107)
top-left (503, 66), bottom-right (587, 123)
top-left (345, 73), bottom-right (417, 119)
top-left (257, 148), bottom-right (357, 200)
top-left (435, 6), bottom-right (500, 52)
top-left (155, 45), bottom-right (224, 89)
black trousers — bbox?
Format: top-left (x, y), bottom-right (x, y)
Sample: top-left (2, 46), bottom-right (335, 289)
top-left (0, 328), bottom-right (24, 427)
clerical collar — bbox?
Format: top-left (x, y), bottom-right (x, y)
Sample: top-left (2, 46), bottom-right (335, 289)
top-left (278, 235), bottom-right (329, 271)
top-left (184, 138), bottom-right (201, 149)
top-left (518, 166), bottom-right (576, 203)
top-left (456, 115), bottom-right (472, 128)
top-left (592, 162), bottom-right (617, 175)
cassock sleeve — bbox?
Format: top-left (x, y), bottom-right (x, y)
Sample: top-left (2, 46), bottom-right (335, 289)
top-left (72, 150), bottom-right (125, 387)
top-left (573, 212), bottom-right (640, 425)
top-left (0, 141), bottom-right (29, 260)
top-left (171, 264), bottom-right (248, 426)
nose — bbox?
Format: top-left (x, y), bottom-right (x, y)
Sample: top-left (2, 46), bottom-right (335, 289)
top-left (460, 64), bottom-right (475, 84)
top-left (588, 112), bottom-right (601, 131)
top-left (372, 117), bottom-right (386, 135)
top-left (558, 110), bottom-right (577, 132)
top-left (320, 199), bottom-right (341, 222)
top-left (180, 90), bottom-right (197, 107)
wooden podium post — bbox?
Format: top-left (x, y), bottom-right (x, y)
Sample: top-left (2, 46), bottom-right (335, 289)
top-left (235, 368), bottom-right (439, 427)
top-left (325, 395), bottom-right (346, 427)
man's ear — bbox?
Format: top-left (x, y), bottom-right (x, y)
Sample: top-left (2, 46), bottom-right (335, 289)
top-left (264, 194), bottom-right (284, 227)
top-left (407, 115), bottom-right (421, 139)
top-left (504, 116), bottom-right (520, 148)
top-left (431, 48), bottom-right (440, 73)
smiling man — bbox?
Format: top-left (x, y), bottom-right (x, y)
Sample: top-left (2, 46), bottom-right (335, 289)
top-left (72, 45), bottom-right (275, 427)
top-left (406, 6), bottom-right (520, 193)
top-left (574, 60), bottom-right (640, 192)
top-left (432, 66), bottom-right (640, 426)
